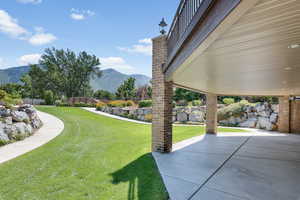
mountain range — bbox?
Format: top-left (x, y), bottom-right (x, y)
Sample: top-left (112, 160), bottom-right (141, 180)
top-left (0, 66), bottom-right (151, 93)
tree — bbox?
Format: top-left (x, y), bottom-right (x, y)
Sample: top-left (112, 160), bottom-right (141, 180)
top-left (116, 77), bottom-right (136, 100)
top-left (44, 90), bottom-right (54, 105)
top-left (173, 88), bottom-right (205, 102)
top-left (94, 90), bottom-right (115, 100)
top-left (24, 48), bottom-right (101, 98)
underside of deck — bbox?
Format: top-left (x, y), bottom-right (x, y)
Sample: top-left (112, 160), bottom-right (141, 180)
top-left (166, 0), bottom-right (300, 96)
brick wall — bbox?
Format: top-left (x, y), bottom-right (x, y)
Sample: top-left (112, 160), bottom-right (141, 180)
top-left (152, 35), bottom-right (173, 153)
top-left (278, 96), bottom-right (290, 133)
top-left (291, 100), bottom-right (300, 133)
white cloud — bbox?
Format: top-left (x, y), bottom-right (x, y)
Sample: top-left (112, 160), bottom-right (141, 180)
top-left (118, 38), bottom-right (152, 56)
top-left (0, 10), bottom-right (29, 39)
top-left (18, 54), bottom-right (41, 65)
top-left (70, 13), bottom-right (85, 20)
top-left (139, 38), bottom-right (152, 44)
top-left (0, 10), bottom-right (57, 46)
top-left (28, 32), bottom-right (57, 45)
top-left (99, 57), bottom-right (135, 74)
top-left (17, 0), bottom-right (42, 4)
top-left (70, 9), bottom-right (95, 21)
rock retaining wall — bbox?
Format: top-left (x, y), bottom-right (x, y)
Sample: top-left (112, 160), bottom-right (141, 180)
top-left (97, 102), bottom-right (279, 131)
top-left (0, 105), bottom-right (43, 145)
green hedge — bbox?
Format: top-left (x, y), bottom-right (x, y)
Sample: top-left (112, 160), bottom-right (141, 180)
top-left (138, 100), bottom-right (152, 108)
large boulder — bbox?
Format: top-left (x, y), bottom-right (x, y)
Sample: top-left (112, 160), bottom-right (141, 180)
top-left (270, 113), bottom-right (278, 124)
top-left (189, 110), bottom-right (205, 122)
top-left (239, 118), bottom-right (258, 128)
top-left (11, 111), bottom-right (30, 123)
top-left (177, 112), bottom-right (188, 122)
top-left (0, 123), bottom-right (9, 143)
top-left (256, 117), bottom-right (276, 131)
top-left (10, 122), bottom-right (33, 140)
top-left (0, 107), bottom-right (10, 117)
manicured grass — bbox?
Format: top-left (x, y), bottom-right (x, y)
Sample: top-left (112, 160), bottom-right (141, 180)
top-left (0, 107), bottom-right (247, 200)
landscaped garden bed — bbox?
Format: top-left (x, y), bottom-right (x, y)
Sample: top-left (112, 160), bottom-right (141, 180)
top-left (95, 99), bottom-right (279, 131)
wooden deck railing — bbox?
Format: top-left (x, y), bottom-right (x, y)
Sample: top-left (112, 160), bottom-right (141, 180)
top-left (166, 0), bottom-right (213, 70)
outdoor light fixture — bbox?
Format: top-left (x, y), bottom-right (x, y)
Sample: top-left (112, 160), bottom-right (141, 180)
top-left (159, 18), bottom-right (168, 35)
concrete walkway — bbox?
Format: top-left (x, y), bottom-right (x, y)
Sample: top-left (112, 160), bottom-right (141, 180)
top-left (153, 131), bottom-right (300, 200)
top-left (0, 111), bottom-right (64, 164)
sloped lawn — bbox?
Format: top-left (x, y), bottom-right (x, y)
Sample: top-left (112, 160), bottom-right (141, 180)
top-left (0, 107), bottom-right (247, 200)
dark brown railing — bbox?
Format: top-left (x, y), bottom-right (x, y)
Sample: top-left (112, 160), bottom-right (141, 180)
top-left (166, 0), bottom-right (213, 69)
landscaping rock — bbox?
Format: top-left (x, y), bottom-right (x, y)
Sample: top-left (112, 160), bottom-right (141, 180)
top-left (256, 117), bottom-right (275, 131)
top-left (239, 118), bottom-right (258, 128)
top-left (0, 104), bottom-right (42, 145)
top-left (11, 111), bottom-right (30, 123)
top-left (189, 110), bottom-right (205, 122)
top-left (0, 123), bottom-right (9, 142)
top-left (270, 113), bottom-right (278, 124)
top-left (177, 112), bottom-right (188, 122)
top-left (11, 122), bottom-right (33, 140)
top-left (0, 108), bottom-right (10, 117)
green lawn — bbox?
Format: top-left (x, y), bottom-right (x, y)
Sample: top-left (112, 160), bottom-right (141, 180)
top-left (0, 107), bottom-right (247, 200)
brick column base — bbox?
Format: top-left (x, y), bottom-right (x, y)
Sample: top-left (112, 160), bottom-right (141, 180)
top-left (206, 93), bottom-right (218, 134)
top-left (290, 99), bottom-right (300, 133)
top-left (152, 35), bottom-right (173, 153)
top-left (278, 96), bottom-right (290, 133)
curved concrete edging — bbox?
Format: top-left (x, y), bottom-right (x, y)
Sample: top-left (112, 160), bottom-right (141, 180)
top-left (0, 111), bottom-right (64, 164)
top-left (81, 107), bottom-right (256, 131)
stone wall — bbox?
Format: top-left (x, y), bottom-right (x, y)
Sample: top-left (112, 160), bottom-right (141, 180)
top-left (97, 102), bottom-right (279, 131)
top-left (0, 105), bottom-right (43, 145)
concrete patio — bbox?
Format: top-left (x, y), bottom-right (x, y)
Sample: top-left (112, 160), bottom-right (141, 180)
top-left (153, 131), bottom-right (300, 200)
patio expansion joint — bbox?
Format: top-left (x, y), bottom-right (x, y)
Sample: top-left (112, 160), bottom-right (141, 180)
top-left (187, 136), bottom-right (252, 200)
top-left (234, 154), bottom-right (300, 163)
top-left (204, 185), bottom-right (251, 200)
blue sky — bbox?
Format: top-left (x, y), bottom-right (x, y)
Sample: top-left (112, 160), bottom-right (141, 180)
top-left (0, 0), bottom-right (180, 76)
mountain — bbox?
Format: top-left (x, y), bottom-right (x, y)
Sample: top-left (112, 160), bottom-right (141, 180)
top-left (90, 68), bottom-right (151, 92)
top-left (0, 66), bottom-right (151, 93)
top-left (0, 66), bottom-right (31, 84)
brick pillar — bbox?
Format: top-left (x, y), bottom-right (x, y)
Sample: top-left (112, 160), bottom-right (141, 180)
top-left (206, 93), bottom-right (218, 134)
top-left (290, 99), bottom-right (300, 133)
top-left (278, 96), bottom-right (290, 133)
top-left (152, 35), bottom-right (173, 153)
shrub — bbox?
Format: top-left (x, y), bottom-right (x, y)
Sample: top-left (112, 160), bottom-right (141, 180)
top-left (55, 100), bottom-right (62, 106)
top-left (223, 98), bottom-right (235, 105)
top-left (107, 100), bottom-right (135, 108)
top-left (218, 100), bottom-right (252, 121)
top-left (44, 90), bottom-right (54, 105)
top-left (73, 102), bottom-right (95, 107)
top-left (138, 100), bottom-right (152, 108)
top-left (0, 90), bottom-right (7, 100)
top-left (96, 101), bottom-right (107, 110)
top-left (125, 100), bottom-right (135, 107)
top-left (144, 114), bottom-right (153, 122)
top-left (192, 100), bottom-right (202, 106)
top-left (0, 90), bottom-right (22, 107)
